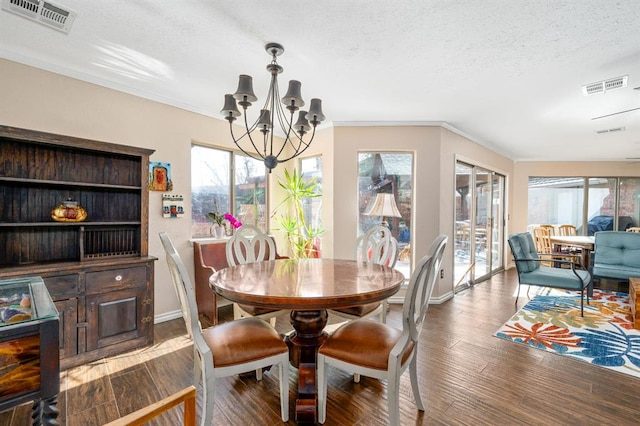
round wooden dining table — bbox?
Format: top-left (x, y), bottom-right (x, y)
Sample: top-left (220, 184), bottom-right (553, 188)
top-left (210, 258), bottom-right (405, 423)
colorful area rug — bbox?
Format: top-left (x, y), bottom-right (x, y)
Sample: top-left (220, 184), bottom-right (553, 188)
top-left (494, 288), bottom-right (640, 379)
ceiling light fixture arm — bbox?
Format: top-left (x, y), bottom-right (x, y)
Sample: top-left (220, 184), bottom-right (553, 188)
top-left (220, 42), bottom-right (325, 172)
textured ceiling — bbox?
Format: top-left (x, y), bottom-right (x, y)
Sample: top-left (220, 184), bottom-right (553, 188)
top-left (1, 0), bottom-right (639, 161)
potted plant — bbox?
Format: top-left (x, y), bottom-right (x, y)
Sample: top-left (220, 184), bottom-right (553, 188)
top-left (272, 169), bottom-right (323, 259)
top-left (207, 211), bottom-right (226, 238)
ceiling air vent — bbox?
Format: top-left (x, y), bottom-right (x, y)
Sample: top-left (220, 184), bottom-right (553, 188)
top-left (1, 0), bottom-right (76, 34)
top-left (595, 126), bottom-right (625, 134)
top-left (582, 75), bottom-right (628, 96)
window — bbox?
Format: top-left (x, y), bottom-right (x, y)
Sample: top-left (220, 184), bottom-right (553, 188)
top-left (357, 152), bottom-right (413, 278)
top-left (300, 156), bottom-right (323, 253)
top-left (191, 145), bottom-right (267, 237)
top-left (528, 176), bottom-right (640, 235)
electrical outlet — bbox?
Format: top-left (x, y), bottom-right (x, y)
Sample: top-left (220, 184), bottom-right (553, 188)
top-left (440, 269), bottom-right (444, 279)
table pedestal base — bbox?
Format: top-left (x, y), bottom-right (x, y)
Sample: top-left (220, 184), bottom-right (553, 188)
top-left (285, 309), bottom-right (328, 424)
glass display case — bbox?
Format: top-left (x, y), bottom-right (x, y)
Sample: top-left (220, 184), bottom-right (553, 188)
top-left (0, 276), bottom-right (60, 425)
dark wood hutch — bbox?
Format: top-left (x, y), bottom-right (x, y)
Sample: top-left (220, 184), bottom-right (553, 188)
top-left (0, 125), bottom-right (156, 370)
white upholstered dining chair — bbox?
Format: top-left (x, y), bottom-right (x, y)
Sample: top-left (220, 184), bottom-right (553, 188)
top-left (159, 232), bottom-right (289, 426)
top-left (317, 235), bottom-right (447, 425)
top-left (328, 224), bottom-right (399, 323)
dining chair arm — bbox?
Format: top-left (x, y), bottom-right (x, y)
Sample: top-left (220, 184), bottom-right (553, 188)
top-left (103, 386), bottom-right (197, 426)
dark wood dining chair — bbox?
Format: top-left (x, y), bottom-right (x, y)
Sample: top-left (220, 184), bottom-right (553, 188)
top-left (329, 224), bottom-right (400, 324)
top-left (159, 232), bottom-right (290, 426)
top-left (317, 235), bottom-right (448, 425)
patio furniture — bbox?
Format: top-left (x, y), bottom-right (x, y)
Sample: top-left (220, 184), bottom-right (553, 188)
top-left (558, 224), bottom-right (577, 236)
top-left (508, 232), bottom-right (591, 316)
top-left (532, 227), bottom-right (581, 267)
top-left (592, 231), bottom-right (640, 282)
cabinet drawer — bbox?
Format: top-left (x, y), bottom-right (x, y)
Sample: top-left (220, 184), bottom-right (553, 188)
top-left (86, 267), bottom-right (147, 294)
top-left (42, 274), bottom-right (80, 300)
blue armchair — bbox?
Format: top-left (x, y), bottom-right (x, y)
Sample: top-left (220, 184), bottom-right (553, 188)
top-left (508, 232), bottom-right (592, 316)
top-left (592, 231), bottom-right (640, 282)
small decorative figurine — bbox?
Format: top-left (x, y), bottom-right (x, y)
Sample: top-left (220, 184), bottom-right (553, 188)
top-left (51, 199), bottom-right (88, 222)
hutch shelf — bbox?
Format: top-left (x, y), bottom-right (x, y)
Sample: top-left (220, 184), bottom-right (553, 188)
top-left (0, 125), bottom-right (156, 369)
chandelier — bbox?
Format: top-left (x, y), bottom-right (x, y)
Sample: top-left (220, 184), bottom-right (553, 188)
top-left (220, 42), bottom-right (325, 172)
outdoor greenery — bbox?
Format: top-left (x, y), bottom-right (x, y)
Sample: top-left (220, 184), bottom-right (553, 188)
top-left (272, 169), bottom-right (323, 259)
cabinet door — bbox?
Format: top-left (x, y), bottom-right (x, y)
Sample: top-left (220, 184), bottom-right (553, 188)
top-left (54, 298), bottom-right (78, 359)
top-left (85, 286), bottom-right (152, 351)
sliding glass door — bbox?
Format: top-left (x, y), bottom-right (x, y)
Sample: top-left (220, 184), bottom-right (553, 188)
top-left (455, 161), bottom-right (505, 290)
top-left (528, 177), bottom-right (640, 234)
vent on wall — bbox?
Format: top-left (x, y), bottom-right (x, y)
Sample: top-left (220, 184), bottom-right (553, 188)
top-left (582, 75), bottom-right (628, 96)
top-left (1, 0), bottom-right (76, 33)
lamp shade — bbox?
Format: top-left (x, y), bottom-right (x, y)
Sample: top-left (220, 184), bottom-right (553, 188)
top-left (364, 193), bottom-right (402, 218)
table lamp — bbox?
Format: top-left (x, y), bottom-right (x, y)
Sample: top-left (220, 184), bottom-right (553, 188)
top-left (364, 193), bottom-right (402, 226)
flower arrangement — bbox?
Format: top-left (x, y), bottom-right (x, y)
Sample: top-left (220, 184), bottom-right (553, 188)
top-left (207, 211), bottom-right (242, 228)
top-left (224, 213), bottom-right (243, 229)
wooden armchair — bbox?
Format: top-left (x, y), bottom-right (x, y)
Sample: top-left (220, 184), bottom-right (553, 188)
top-left (104, 386), bottom-right (196, 426)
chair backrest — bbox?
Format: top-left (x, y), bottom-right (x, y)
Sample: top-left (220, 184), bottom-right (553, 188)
top-left (594, 231), bottom-right (640, 268)
top-left (539, 224), bottom-right (555, 235)
top-left (531, 227), bottom-right (553, 254)
top-left (355, 224), bottom-right (399, 268)
top-left (159, 233), bottom-right (210, 351)
top-left (402, 235), bottom-right (447, 343)
top-left (507, 232), bottom-right (541, 273)
top-left (558, 224), bottom-right (577, 236)
top-left (226, 225), bottom-right (276, 266)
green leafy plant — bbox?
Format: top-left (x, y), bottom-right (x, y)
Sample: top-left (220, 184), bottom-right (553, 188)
top-left (272, 169), bottom-right (323, 259)
top-left (207, 211), bottom-right (225, 226)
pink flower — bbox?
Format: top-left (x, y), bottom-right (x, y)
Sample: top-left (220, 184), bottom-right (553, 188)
top-left (224, 213), bottom-right (243, 229)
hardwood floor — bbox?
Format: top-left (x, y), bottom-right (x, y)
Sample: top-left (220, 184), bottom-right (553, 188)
top-left (2, 269), bottom-right (639, 425)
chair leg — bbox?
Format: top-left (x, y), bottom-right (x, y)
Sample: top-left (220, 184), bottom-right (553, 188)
top-left (198, 351), bottom-right (215, 426)
top-left (387, 371), bottom-right (400, 426)
top-left (515, 284), bottom-right (521, 307)
top-left (409, 354), bottom-right (424, 411)
top-left (317, 354), bottom-right (327, 424)
top-left (233, 303), bottom-right (243, 320)
top-left (354, 373), bottom-right (361, 383)
top-left (278, 359), bottom-right (289, 422)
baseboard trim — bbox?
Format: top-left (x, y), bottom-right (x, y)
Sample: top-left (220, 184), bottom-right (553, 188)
top-left (155, 309), bottom-right (183, 324)
top-left (388, 290), bottom-right (454, 305)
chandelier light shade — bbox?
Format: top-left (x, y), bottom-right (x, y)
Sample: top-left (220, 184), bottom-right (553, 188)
top-left (365, 193), bottom-right (402, 219)
top-left (221, 42), bottom-right (325, 172)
